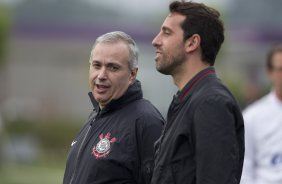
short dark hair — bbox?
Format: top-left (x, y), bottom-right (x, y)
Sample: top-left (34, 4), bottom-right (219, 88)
top-left (266, 43), bottom-right (282, 71)
top-left (169, 0), bottom-right (224, 66)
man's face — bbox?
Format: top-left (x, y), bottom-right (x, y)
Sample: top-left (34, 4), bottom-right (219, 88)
top-left (152, 13), bottom-right (187, 75)
top-left (269, 52), bottom-right (282, 93)
top-left (89, 42), bottom-right (137, 108)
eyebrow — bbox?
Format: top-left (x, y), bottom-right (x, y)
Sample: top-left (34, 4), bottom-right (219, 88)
top-left (107, 62), bottom-right (121, 67)
top-left (91, 60), bottom-right (122, 67)
top-left (162, 26), bottom-right (173, 33)
top-left (90, 59), bottom-right (98, 64)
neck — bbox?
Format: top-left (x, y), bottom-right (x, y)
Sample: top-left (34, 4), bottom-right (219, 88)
top-left (172, 60), bottom-right (210, 91)
top-left (99, 104), bottom-right (105, 110)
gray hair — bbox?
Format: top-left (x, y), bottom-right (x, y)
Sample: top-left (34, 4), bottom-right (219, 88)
top-left (90, 31), bottom-right (139, 70)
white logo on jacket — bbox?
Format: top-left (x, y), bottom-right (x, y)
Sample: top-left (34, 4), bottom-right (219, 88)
top-left (71, 141), bottom-right (77, 147)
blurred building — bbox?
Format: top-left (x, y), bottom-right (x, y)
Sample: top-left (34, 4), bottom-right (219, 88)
top-left (223, 0), bottom-right (282, 107)
top-left (2, 0), bottom-right (175, 121)
top-left (2, 0), bottom-right (282, 121)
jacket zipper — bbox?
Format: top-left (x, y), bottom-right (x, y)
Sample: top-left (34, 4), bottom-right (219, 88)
top-left (69, 124), bottom-right (92, 184)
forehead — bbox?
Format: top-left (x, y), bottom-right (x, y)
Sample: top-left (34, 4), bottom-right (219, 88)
top-left (91, 41), bottom-right (129, 63)
top-left (162, 13), bottom-right (186, 31)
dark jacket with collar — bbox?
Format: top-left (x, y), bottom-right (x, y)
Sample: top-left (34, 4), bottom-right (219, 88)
top-left (151, 67), bottom-right (245, 184)
top-left (63, 80), bottom-right (164, 184)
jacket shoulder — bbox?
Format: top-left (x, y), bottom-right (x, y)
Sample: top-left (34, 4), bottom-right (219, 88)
top-left (192, 79), bottom-right (238, 107)
top-left (129, 99), bottom-right (165, 126)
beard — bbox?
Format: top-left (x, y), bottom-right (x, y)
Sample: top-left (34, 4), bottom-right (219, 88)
top-left (156, 50), bottom-right (186, 75)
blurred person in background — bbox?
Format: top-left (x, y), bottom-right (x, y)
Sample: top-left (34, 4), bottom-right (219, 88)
top-left (241, 44), bottom-right (282, 184)
top-left (151, 1), bottom-right (245, 184)
top-left (63, 31), bottom-right (164, 184)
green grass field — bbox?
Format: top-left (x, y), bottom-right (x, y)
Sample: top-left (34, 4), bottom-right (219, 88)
top-left (0, 163), bottom-right (64, 184)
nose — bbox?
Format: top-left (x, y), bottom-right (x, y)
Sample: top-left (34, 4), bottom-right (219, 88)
top-left (97, 67), bottom-right (107, 80)
top-left (152, 33), bottom-right (161, 47)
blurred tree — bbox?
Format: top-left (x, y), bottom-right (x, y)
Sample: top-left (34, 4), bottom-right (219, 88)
top-left (0, 4), bottom-right (10, 167)
top-left (0, 5), bottom-right (10, 67)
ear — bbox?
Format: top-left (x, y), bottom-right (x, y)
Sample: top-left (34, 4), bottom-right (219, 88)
top-left (184, 34), bottom-right (201, 53)
top-left (129, 68), bottom-right (138, 84)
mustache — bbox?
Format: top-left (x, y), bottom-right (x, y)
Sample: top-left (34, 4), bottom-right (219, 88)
top-left (91, 79), bottom-right (110, 86)
top-left (155, 47), bottom-right (163, 52)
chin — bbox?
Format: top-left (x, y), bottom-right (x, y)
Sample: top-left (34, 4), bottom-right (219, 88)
top-left (157, 68), bottom-right (171, 75)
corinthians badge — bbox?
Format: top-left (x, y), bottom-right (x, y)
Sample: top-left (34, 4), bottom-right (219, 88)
top-left (92, 132), bottom-right (117, 159)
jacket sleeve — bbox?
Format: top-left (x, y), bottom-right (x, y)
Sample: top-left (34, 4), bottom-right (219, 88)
top-left (193, 95), bottom-right (243, 184)
top-left (135, 114), bottom-right (164, 184)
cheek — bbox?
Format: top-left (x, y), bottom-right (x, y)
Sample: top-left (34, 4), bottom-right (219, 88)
top-left (89, 71), bottom-right (97, 87)
top-left (89, 69), bottom-right (98, 79)
top-left (277, 74), bottom-right (282, 83)
top-left (113, 75), bottom-right (131, 90)
top-left (270, 73), bottom-right (282, 85)
top-left (167, 44), bottom-right (179, 57)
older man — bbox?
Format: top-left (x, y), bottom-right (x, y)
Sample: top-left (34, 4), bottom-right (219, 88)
top-left (63, 31), bottom-right (164, 184)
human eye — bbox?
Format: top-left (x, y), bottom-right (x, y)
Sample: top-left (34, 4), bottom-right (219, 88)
top-left (164, 30), bottom-right (170, 35)
top-left (108, 64), bottom-right (120, 72)
top-left (91, 61), bottom-right (101, 69)
top-left (162, 27), bottom-right (171, 36)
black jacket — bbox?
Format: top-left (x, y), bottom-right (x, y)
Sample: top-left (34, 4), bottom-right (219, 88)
top-left (63, 80), bottom-right (164, 184)
top-left (151, 67), bottom-right (245, 184)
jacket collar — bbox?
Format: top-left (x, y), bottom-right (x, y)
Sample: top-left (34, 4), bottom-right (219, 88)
top-left (88, 80), bottom-right (143, 113)
top-left (175, 66), bottom-right (216, 103)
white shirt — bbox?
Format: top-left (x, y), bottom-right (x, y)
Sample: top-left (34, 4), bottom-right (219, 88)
top-left (241, 91), bottom-right (282, 184)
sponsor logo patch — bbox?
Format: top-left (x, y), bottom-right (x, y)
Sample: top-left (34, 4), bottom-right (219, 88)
top-left (92, 132), bottom-right (116, 158)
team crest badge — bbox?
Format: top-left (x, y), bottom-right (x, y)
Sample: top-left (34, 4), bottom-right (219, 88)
top-left (92, 132), bottom-right (117, 158)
